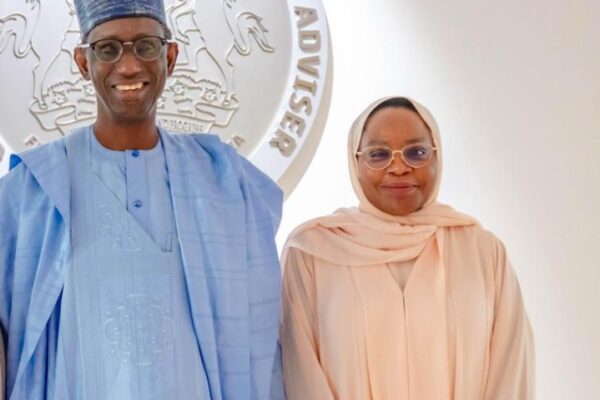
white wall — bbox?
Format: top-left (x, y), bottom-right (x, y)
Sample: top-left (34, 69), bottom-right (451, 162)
top-left (0, 135), bottom-right (8, 175)
top-left (277, 0), bottom-right (600, 398)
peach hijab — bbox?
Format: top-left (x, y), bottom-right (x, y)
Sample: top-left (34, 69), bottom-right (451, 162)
top-left (284, 96), bottom-right (477, 265)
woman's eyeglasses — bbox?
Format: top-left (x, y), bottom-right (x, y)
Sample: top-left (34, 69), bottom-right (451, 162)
top-left (356, 143), bottom-right (437, 170)
top-left (79, 36), bottom-right (173, 63)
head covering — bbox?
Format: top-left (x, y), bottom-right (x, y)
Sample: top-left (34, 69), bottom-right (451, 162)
top-left (74, 0), bottom-right (167, 37)
top-left (348, 96), bottom-right (444, 221)
top-left (284, 96), bottom-right (478, 266)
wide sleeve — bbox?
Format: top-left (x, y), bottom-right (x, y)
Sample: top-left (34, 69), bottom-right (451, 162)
top-left (235, 152), bottom-right (285, 400)
top-left (237, 153), bottom-right (283, 233)
top-left (280, 247), bottom-right (335, 400)
top-left (483, 237), bottom-right (535, 399)
top-left (0, 167), bottom-right (20, 400)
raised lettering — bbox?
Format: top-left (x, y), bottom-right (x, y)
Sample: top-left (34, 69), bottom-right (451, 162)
top-left (298, 56), bottom-right (320, 78)
top-left (270, 129), bottom-right (297, 157)
top-left (299, 30), bottom-right (321, 52)
top-left (289, 93), bottom-right (313, 116)
top-left (294, 7), bottom-right (318, 28)
top-left (23, 135), bottom-right (41, 148)
top-left (281, 111), bottom-right (306, 137)
top-left (227, 135), bottom-right (246, 150)
top-left (294, 76), bottom-right (318, 96)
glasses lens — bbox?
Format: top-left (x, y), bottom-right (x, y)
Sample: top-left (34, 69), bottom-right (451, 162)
top-left (93, 39), bottom-right (122, 62)
top-left (403, 144), bottom-right (432, 167)
top-left (134, 37), bottom-right (164, 61)
top-left (364, 147), bottom-right (392, 169)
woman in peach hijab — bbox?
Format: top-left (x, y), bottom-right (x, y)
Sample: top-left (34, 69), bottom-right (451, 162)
top-left (280, 96), bottom-right (534, 400)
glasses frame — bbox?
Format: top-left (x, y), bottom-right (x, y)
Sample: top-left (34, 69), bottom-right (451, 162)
top-left (356, 143), bottom-right (438, 170)
top-left (79, 35), bottom-right (174, 63)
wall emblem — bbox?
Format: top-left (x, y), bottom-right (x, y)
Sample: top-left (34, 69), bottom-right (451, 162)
top-left (0, 0), bottom-right (331, 194)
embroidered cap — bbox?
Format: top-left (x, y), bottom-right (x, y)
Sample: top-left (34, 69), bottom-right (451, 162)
top-left (74, 0), bottom-right (167, 38)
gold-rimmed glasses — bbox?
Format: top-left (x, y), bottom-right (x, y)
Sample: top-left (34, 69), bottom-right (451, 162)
top-left (356, 143), bottom-right (437, 170)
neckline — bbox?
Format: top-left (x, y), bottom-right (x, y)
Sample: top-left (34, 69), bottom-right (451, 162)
top-left (90, 130), bottom-right (163, 161)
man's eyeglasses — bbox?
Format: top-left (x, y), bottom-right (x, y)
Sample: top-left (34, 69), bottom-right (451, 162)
top-left (356, 143), bottom-right (437, 170)
top-left (79, 36), bottom-right (172, 63)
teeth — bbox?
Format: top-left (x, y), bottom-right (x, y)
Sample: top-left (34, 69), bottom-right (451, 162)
top-left (116, 83), bottom-right (144, 91)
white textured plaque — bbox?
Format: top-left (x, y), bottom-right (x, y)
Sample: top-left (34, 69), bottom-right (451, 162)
top-left (0, 0), bottom-right (331, 195)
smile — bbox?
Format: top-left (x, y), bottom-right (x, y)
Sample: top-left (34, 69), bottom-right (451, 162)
top-left (114, 82), bottom-right (145, 91)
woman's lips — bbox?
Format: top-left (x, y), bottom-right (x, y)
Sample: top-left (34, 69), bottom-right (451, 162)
top-left (381, 183), bottom-right (418, 196)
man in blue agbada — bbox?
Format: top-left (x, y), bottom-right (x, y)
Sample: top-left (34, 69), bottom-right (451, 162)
top-left (0, 1), bottom-right (285, 399)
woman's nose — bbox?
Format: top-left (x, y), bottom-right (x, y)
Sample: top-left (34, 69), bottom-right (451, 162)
top-left (387, 151), bottom-right (411, 174)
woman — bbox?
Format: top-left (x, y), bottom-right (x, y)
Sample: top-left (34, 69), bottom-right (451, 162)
top-left (280, 97), bottom-right (534, 399)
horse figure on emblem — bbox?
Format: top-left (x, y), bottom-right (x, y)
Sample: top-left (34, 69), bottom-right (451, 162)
top-left (162, 0), bottom-right (274, 132)
top-left (0, 0), bottom-right (39, 58)
top-left (222, 0), bottom-right (275, 103)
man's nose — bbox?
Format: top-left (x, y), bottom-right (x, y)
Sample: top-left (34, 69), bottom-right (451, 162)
top-left (115, 48), bottom-right (142, 76)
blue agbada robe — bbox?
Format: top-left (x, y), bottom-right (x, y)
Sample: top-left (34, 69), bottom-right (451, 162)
top-left (60, 130), bottom-right (207, 399)
top-left (0, 126), bottom-right (285, 400)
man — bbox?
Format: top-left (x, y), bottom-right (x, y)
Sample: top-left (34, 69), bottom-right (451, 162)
top-left (0, 1), bottom-right (284, 399)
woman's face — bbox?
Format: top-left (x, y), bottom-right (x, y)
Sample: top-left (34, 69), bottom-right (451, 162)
top-left (357, 106), bottom-right (438, 216)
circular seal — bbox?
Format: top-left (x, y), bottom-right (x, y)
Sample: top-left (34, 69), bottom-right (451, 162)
top-left (0, 0), bottom-right (331, 196)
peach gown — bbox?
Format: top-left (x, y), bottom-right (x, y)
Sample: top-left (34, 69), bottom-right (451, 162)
top-left (280, 96), bottom-right (534, 400)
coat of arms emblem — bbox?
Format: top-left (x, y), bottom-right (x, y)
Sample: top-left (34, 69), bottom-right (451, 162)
top-left (0, 0), bottom-right (331, 195)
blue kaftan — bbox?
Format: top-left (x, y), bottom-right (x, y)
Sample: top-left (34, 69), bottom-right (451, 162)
top-left (0, 126), bottom-right (285, 400)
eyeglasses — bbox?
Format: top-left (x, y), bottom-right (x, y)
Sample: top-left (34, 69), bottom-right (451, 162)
top-left (79, 36), bottom-right (172, 63)
top-left (356, 143), bottom-right (437, 170)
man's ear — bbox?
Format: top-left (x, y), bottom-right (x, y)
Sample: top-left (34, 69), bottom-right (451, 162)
top-left (74, 47), bottom-right (91, 80)
top-left (166, 42), bottom-right (179, 76)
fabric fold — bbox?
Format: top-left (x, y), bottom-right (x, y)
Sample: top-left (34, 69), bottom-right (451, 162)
top-left (0, 126), bottom-right (285, 399)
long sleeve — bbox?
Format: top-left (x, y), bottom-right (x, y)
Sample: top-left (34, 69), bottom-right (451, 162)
top-left (236, 154), bottom-right (285, 400)
top-left (280, 247), bottom-right (335, 400)
top-left (0, 169), bottom-right (17, 400)
top-left (483, 238), bottom-right (535, 399)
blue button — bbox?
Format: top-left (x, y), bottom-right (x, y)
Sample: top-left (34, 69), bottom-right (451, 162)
top-left (131, 150), bottom-right (140, 158)
top-left (133, 200), bottom-right (143, 208)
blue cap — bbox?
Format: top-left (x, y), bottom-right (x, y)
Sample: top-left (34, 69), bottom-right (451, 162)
top-left (74, 0), bottom-right (167, 37)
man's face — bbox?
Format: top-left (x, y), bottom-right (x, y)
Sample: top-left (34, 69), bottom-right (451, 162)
top-left (74, 17), bottom-right (178, 125)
